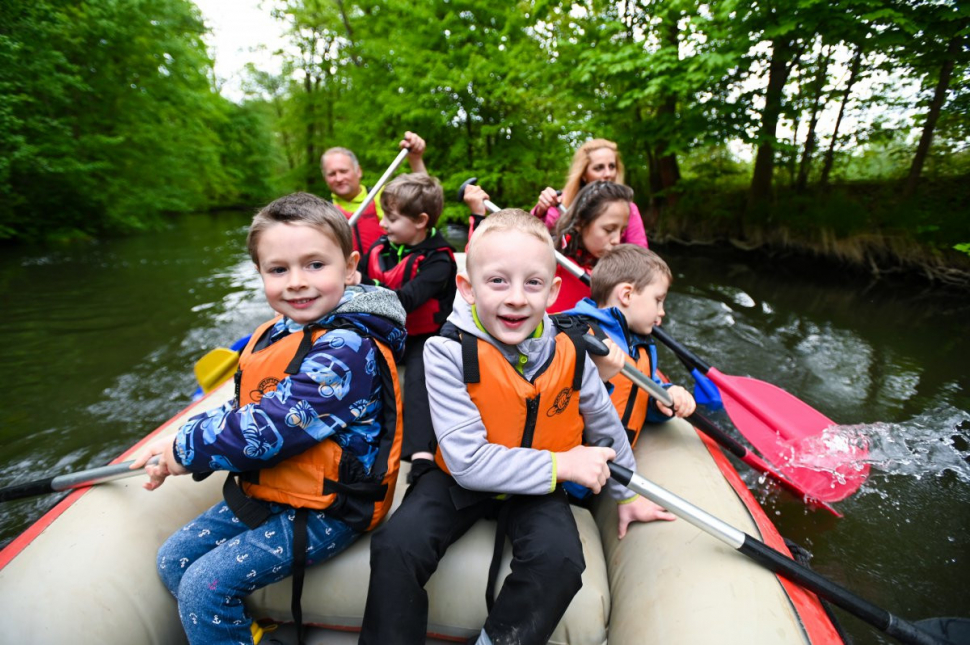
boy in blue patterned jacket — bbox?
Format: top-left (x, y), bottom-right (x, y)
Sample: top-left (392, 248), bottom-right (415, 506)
top-left (133, 192), bottom-right (407, 644)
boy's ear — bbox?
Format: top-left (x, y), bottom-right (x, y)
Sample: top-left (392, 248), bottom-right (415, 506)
top-left (615, 282), bottom-right (635, 306)
top-left (456, 271), bottom-right (475, 305)
top-left (415, 212), bottom-right (430, 230)
top-left (345, 250), bottom-right (360, 277)
top-left (544, 274), bottom-right (563, 310)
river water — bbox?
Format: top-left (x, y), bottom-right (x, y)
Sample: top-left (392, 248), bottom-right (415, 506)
top-left (0, 212), bottom-right (967, 644)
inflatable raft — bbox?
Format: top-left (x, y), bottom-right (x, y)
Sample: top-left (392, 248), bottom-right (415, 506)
top-left (0, 370), bottom-right (842, 644)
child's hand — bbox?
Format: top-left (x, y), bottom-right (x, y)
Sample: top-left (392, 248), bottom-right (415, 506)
top-left (534, 186), bottom-right (559, 218)
top-left (462, 184), bottom-right (490, 215)
top-left (617, 496), bottom-right (676, 539)
top-left (401, 131), bottom-right (426, 158)
top-left (656, 385), bottom-right (696, 418)
top-left (555, 445), bottom-right (615, 494)
top-left (590, 337), bottom-right (625, 382)
top-left (130, 436), bottom-right (187, 491)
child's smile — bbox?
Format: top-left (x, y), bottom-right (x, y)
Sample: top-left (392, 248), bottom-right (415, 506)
top-left (256, 222), bottom-right (358, 325)
top-left (458, 230), bottom-right (561, 346)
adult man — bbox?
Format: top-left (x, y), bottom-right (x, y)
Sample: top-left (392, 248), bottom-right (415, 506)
top-left (322, 132), bottom-right (427, 259)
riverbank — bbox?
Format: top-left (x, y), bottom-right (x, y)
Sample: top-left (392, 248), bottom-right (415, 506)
top-left (648, 175), bottom-right (970, 290)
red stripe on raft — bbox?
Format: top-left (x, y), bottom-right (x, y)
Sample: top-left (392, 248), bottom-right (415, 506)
top-left (0, 385), bottom-right (230, 571)
top-left (696, 431), bottom-right (843, 644)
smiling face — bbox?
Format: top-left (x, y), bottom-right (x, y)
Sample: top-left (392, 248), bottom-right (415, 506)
top-left (322, 152), bottom-right (363, 200)
top-left (583, 148), bottom-right (618, 184)
top-left (256, 222), bottom-right (358, 325)
top-left (579, 200), bottom-right (629, 259)
top-left (622, 275), bottom-right (669, 336)
top-left (458, 229), bottom-right (561, 345)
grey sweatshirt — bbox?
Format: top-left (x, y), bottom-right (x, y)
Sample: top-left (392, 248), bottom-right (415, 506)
top-left (423, 296), bottom-right (638, 501)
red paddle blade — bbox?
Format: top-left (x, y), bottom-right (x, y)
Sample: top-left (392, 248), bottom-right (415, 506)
top-left (709, 368), bottom-right (870, 502)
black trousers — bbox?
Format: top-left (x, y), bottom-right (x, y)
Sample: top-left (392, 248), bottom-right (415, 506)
top-left (359, 468), bottom-right (585, 644)
top-left (401, 334), bottom-right (435, 461)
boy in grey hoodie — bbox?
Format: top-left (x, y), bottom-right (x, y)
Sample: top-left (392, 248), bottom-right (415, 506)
top-left (360, 209), bottom-right (674, 645)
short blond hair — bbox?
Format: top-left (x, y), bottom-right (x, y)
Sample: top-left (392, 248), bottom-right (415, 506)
top-left (466, 209), bottom-right (556, 275)
top-left (248, 192), bottom-right (352, 265)
top-left (590, 245), bottom-right (672, 305)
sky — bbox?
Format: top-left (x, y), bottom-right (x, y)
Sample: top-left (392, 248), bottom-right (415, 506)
top-left (193, 0), bottom-right (287, 102)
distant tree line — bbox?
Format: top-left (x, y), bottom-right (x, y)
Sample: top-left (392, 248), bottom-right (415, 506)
top-left (2, 0), bottom-right (967, 255)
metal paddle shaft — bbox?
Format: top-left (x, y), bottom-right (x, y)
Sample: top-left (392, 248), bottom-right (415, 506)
top-left (607, 462), bottom-right (958, 645)
top-left (0, 457), bottom-right (158, 503)
top-left (650, 325), bottom-right (869, 503)
top-left (582, 335), bottom-right (841, 515)
top-left (458, 177), bottom-right (590, 285)
top-left (347, 147), bottom-right (410, 227)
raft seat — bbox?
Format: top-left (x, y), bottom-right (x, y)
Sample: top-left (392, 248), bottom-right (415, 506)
top-left (246, 460), bottom-right (612, 644)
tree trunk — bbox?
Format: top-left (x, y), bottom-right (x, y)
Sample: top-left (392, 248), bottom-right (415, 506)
top-left (903, 36), bottom-right (960, 197)
top-left (305, 73), bottom-right (316, 189)
top-left (819, 48), bottom-right (862, 188)
top-left (748, 36), bottom-right (797, 215)
top-left (796, 47), bottom-right (832, 192)
top-left (654, 19), bottom-right (681, 209)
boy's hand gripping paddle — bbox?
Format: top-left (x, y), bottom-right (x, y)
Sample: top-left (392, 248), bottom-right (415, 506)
top-left (583, 335), bottom-right (840, 515)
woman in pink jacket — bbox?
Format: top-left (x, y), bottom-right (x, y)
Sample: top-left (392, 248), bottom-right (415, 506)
top-left (532, 138), bottom-right (648, 247)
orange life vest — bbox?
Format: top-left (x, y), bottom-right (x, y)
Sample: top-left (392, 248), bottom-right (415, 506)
top-left (608, 346), bottom-right (654, 447)
top-left (434, 318), bottom-right (588, 474)
top-left (233, 317), bottom-right (403, 532)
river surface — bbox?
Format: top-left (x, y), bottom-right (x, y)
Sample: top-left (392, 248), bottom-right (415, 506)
top-left (0, 212), bottom-right (967, 644)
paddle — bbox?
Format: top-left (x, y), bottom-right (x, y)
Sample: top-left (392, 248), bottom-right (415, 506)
top-left (457, 177), bottom-right (591, 285)
top-left (0, 457), bottom-right (159, 503)
top-left (583, 335), bottom-right (841, 516)
top-left (348, 147), bottom-right (411, 228)
top-left (650, 326), bottom-right (869, 503)
top-left (596, 447), bottom-right (964, 645)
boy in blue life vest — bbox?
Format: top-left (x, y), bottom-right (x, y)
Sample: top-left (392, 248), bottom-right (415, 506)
top-left (132, 192), bottom-right (407, 645)
top-left (564, 244), bottom-right (696, 451)
top-left (359, 173), bottom-right (457, 473)
top-left (359, 209), bottom-right (675, 645)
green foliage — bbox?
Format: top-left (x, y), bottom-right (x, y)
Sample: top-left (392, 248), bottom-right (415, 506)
top-left (0, 0), bottom-right (281, 242)
top-left (3, 0), bottom-right (967, 271)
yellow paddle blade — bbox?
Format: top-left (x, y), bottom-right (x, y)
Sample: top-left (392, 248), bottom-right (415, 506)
top-left (193, 348), bottom-right (239, 393)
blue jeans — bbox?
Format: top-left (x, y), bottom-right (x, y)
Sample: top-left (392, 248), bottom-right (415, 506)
top-left (158, 500), bottom-right (358, 644)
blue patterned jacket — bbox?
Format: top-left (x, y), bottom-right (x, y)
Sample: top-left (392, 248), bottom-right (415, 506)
top-left (173, 286), bottom-right (406, 475)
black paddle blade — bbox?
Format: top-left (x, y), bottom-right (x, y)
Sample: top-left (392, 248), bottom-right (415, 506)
top-left (916, 618), bottom-right (970, 645)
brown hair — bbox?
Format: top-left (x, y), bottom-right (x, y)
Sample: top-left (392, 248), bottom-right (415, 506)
top-left (561, 139), bottom-right (627, 206)
top-left (590, 244), bottom-right (672, 305)
top-left (380, 173), bottom-right (445, 225)
top-left (247, 192), bottom-right (352, 265)
top-left (466, 209), bottom-right (555, 275)
top-left (552, 181), bottom-right (633, 258)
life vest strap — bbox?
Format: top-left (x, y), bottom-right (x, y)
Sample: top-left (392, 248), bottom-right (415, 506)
top-left (460, 330), bottom-right (481, 384)
top-left (322, 477), bottom-right (388, 501)
top-left (291, 507), bottom-right (309, 645)
top-left (285, 324), bottom-right (321, 375)
top-left (223, 474), bottom-right (272, 530)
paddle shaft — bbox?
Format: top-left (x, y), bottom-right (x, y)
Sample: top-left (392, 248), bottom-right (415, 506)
top-left (583, 336), bottom-right (839, 514)
top-left (0, 457), bottom-right (158, 503)
top-left (347, 147), bottom-right (410, 227)
top-left (608, 463), bottom-right (950, 645)
top-left (478, 196), bottom-right (590, 285)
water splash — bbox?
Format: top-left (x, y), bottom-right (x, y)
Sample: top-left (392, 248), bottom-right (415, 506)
top-left (786, 405), bottom-right (970, 485)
